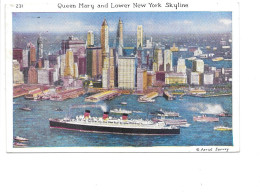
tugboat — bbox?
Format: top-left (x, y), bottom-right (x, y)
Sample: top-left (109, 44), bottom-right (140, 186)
top-left (49, 110), bottom-right (180, 135)
top-left (217, 112), bottom-right (232, 117)
top-left (55, 107), bottom-right (63, 111)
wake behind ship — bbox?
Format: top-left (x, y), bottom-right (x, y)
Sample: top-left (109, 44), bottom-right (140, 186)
top-left (49, 110), bottom-right (180, 135)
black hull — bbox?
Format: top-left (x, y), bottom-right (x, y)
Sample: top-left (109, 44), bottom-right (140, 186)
top-left (49, 120), bottom-right (180, 135)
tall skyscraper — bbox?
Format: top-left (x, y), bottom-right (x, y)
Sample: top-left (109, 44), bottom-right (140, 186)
top-left (101, 18), bottom-right (109, 58)
top-left (109, 48), bottom-right (116, 88)
top-left (163, 49), bottom-right (172, 72)
top-left (137, 25), bottom-right (143, 48)
top-left (153, 47), bottom-right (163, 71)
top-left (87, 31), bottom-right (94, 47)
top-left (86, 47), bottom-right (102, 79)
top-left (37, 36), bottom-right (43, 61)
top-left (27, 42), bottom-right (36, 66)
top-left (64, 49), bottom-right (74, 77)
top-left (116, 18), bottom-right (124, 56)
top-left (101, 18), bottom-right (110, 88)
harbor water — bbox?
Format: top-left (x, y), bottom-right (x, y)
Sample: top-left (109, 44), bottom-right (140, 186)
top-left (13, 94), bottom-right (233, 147)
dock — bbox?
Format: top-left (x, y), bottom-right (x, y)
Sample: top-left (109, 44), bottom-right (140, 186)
top-left (85, 90), bottom-right (121, 102)
top-left (163, 91), bottom-right (175, 101)
top-left (138, 92), bottom-right (158, 102)
top-left (50, 88), bottom-right (86, 101)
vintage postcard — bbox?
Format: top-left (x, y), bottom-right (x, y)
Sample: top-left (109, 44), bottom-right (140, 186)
top-left (3, 0), bottom-right (239, 152)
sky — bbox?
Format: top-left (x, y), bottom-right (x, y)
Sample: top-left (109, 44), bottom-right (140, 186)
top-left (13, 12), bottom-right (232, 34)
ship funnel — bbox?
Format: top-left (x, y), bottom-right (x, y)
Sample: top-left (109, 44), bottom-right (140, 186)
top-left (84, 110), bottom-right (90, 119)
top-left (103, 112), bottom-right (109, 120)
top-left (122, 113), bottom-right (128, 120)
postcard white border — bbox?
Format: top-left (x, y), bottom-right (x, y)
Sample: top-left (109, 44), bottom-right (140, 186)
top-left (4, 0), bottom-right (240, 152)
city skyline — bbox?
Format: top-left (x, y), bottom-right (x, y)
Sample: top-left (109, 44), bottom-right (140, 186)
top-left (13, 12), bottom-right (232, 34)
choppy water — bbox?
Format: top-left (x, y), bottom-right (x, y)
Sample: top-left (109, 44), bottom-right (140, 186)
top-left (13, 94), bottom-right (232, 147)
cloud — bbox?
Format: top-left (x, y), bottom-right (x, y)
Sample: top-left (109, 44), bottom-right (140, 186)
top-left (219, 19), bottom-right (232, 25)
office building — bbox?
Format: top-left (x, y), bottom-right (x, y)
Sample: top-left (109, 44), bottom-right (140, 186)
top-left (137, 25), bottom-right (143, 48)
top-left (177, 57), bottom-right (186, 73)
top-left (87, 31), bottom-right (94, 47)
top-left (116, 18), bottom-right (124, 56)
top-left (164, 49), bottom-right (172, 72)
top-left (118, 57), bottom-right (136, 89)
top-left (13, 60), bottom-right (24, 84)
top-left (64, 49), bottom-right (74, 78)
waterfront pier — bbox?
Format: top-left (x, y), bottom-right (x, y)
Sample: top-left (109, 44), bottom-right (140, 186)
top-left (85, 90), bottom-right (121, 102)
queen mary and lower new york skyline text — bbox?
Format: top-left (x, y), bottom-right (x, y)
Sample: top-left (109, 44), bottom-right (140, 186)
top-left (57, 2), bottom-right (188, 10)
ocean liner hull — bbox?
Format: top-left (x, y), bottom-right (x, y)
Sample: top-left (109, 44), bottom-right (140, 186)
top-left (49, 119), bottom-right (180, 135)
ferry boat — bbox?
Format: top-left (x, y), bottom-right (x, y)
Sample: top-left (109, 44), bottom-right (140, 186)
top-left (193, 115), bottom-right (219, 122)
top-left (49, 110), bottom-right (180, 135)
top-left (157, 109), bottom-right (180, 117)
top-left (110, 108), bottom-right (132, 114)
top-left (214, 126), bottom-right (232, 131)
top-left (152, 118), bottom-right (190, 127)
top-left (212, 57), bottom-right (224, 62)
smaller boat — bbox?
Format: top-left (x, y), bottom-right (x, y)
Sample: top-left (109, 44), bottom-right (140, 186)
top-left (212, 57), bottom-right (224, 62)
top-left (110, 108), bottom-right (132, 114)
top-left (120, 102), bottom-right (127, 105)
top-left (193, 115), bottom-right (219, 122)
top-left (13, 142), bottom-right (27, 147)
top-left (41, 95), bottom-right (50, 100)
top-left (14, 136), bottom-right (29, 142)
top-left (19, 106), bottom-right (31, 111)
top-left (138, 98), bottom-right (155, 103)
top-left (214, 126), bottom-right (232, 131)
top-left (133, 110), bottom-right (143, 113)
top-left (55, 107), bottom-right (63, 111)
top-left (217, 112), bottom-right (232, 117)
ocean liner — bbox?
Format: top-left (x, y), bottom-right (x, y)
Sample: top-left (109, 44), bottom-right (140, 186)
top-left (49, 110), bottom-right (180, 135)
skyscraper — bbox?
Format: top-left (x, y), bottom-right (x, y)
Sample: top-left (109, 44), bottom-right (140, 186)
top-left (137, 25), bottom-right (143, 48)
top-left (64, 49), bottom-right (74, 77)
top-left (37, 36), bottom-right (43, 61)
top-left (163, 49), bottom-right (172, 72)
top-left (177, 57), bottom-right (186, 73)
top-left (101, 18), bottom-right (109, 58)
top-left (118, 57), bottom-right (137, 89)
top-left (87, 31), bottom-right (94, 47)
top-left (153, 47), bottom-right (163, 71)
top-left (27, 42), bottom-right (36, 66)
top-left (192, 59), bottom-right (204, 73)
top-left (86, 47), bottom-right (102, 79)
top-left (116, 18), bottom-right (124, 56)
top-left (101, 18), bottom-right (110, 88)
